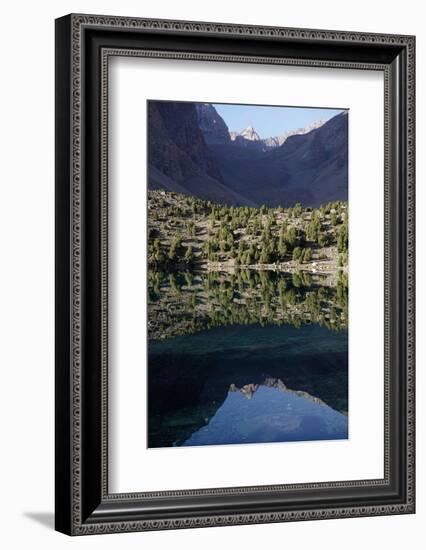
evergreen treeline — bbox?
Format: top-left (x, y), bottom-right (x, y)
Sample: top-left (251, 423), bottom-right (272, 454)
top-left (148, 190), bottom-right (348, 268)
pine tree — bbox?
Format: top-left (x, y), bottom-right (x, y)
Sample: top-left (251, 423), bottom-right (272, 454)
top-left (337, 219), bottom-right (349, 253)
top-left (184, 245), bottom-right (194, 264)
top-left (292, 247), bottom-right (302, 262)
top-left (259, 249), bottom-right (270, 264)
top-left (278, 240), bottom-right (287, 259)
top-left (318, 232), bottom-right (328, 247)
top-left (293, 202), bottom-right (303, 218)
top-left (168, 235), bottom-right (182, 261)
top-left (304, 248), bottom-right (312, 262)
top-left (286, 227), bottom-right (297, 248)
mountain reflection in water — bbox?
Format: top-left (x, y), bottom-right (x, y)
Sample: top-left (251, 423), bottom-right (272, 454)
top-left (148, 322), bottom-right (348, 448)
top-left (183, 384), bottom-right (347, 447)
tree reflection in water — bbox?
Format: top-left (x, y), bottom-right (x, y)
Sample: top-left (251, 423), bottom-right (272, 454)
top-left (148, 269), bottom-right (348, 448)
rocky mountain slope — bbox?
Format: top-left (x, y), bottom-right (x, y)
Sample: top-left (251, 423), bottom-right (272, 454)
top-left (148, 101), bottom-right (254, 205)
top-left (148, 101), bottom-right (348, 207)
top-left (262, 119), bottom-right (325, 148)
top-left (148, 189), bottom-right (349, 278)
top-left (195, 103), bottom-right (231, 145)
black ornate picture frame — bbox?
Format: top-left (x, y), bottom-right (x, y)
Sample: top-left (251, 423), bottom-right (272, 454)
top-left (55, 14), bottom-right (415, 535)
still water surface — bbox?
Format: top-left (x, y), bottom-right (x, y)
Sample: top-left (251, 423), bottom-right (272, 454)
top-left (148, 323), bottom-right (348, 448)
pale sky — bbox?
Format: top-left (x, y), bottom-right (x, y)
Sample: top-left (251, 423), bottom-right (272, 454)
top-left (212, 103), bottom-right (345, 138)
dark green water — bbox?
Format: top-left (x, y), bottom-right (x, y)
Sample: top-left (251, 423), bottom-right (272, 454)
top-left (148, 322), bottom-right (348, 448)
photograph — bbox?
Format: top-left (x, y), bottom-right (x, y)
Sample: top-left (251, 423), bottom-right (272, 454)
top-left (147, 100), bottom-right (349, 448)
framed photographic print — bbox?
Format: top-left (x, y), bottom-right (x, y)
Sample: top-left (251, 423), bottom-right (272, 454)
top-left (55, 14), bottom-right (415, 535)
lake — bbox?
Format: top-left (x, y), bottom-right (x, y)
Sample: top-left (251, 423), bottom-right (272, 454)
top-left (148, 300), bottom-right (348, 448)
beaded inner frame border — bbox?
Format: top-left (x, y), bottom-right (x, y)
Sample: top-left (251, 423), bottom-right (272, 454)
top-left (68, 14), bottom-right (415, 535)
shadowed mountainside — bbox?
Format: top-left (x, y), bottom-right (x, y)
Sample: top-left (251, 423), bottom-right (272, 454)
top-left (208, 111), bottom-right (348, 207)
top-left (147, 101), bottom-right (255, 205)
top-left (148, 101), bottom-right (348, 207)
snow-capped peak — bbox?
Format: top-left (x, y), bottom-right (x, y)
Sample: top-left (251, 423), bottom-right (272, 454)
top-left (239, 125), bottom-right (261, 141)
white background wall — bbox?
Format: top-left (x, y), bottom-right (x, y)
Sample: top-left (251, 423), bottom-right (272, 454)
top-left (0, 1), bottom-right (423, 548)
